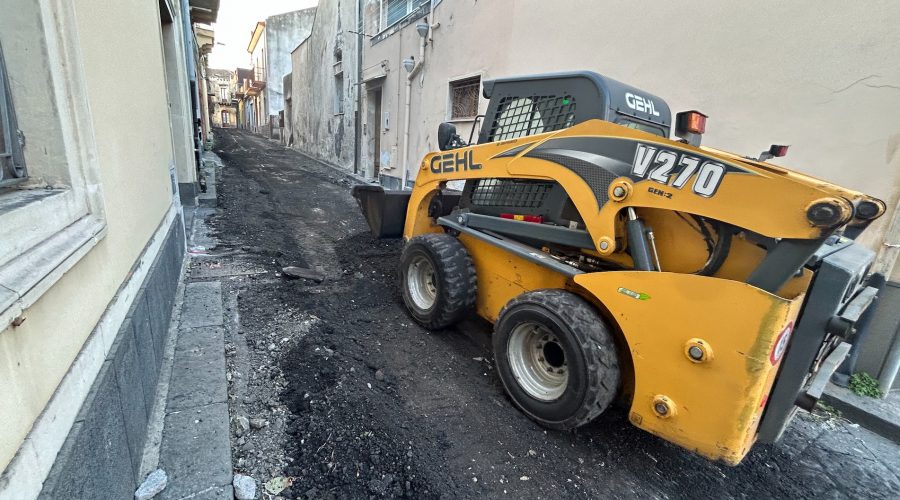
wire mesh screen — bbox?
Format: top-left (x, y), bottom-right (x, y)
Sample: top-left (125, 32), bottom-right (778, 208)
top-left (487, 95), bottom-right (576, 142)
top-left (450, 77), bottom-right (480, 119)
top-left (469, 178), bottom-right (553, 208)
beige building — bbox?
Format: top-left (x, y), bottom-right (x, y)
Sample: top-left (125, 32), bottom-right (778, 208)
top-left (208, 68), bottom-right (238, 128)
top-left (0, 0), bottom-right (215, 497)
top-left (195, 25), bottom-right (216, 145)
top-left (246, 21), bottom-right (268, 134)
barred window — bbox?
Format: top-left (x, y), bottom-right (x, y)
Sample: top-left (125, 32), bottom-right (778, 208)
top-left (488, 94), bottom-right (576, 142)
top-left (0, 43), bottom-right (26, 186)
top-left (381, 0), bottom-right (429, 30)
top-left (449, 76), bottom-right (480, 120)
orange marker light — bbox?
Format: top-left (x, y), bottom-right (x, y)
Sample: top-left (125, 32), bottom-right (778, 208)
top-left (682, 111), bottom-right (707, 134)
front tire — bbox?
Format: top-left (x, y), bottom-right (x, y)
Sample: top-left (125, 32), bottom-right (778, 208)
top-left (493, 289), bottom-right (620, 430)
top-left (400, 233), bottom-right (477, 329)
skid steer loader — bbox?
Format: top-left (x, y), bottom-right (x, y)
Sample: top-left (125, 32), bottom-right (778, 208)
top-left (351, 71), bottom-right (886, 465)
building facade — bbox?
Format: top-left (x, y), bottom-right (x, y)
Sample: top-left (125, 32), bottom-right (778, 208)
top-left (288, 0), bottom-right (358, 170)
top-left (246, 21), bottom-right (267, 134)
top-left (234, 67), bottom-right (253, 129)
top-left (0, 0), bottom-right (216, 498)
top-left (208, 68), bottom-right (238, 128)
top-left (194, 25), bottom-right (215, 147)
top-left (264, 9), bottom-right (317, 125)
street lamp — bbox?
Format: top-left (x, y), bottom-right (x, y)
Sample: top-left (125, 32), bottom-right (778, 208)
top-left (402, 57), bottom-right (415, 73)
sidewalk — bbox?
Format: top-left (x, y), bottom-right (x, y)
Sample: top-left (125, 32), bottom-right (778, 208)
top-left (823, 383), bottom-right (900, 444)
top-left (138, 154), bottom-right (236, 499)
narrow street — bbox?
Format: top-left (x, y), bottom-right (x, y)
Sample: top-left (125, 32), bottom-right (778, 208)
top-left (206, 127), bottom-right (900, 499)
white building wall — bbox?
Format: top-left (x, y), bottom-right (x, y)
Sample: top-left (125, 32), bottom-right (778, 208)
top-left (265, 8), bottom-right (317, 117)
top-left (362, 0), bottom-right (900, 271)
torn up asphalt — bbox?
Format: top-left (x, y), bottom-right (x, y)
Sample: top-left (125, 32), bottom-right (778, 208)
top-left (201, 127), bottom-right (900, 499)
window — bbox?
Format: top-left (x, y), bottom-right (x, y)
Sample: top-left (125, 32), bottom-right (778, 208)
top-left (449, 76), bottom-right (481, 120)
top-left (487, 94), bottom-right (577, 142)
top-left (333, 47), bottom-right (344, 115)
top-left (333, 74), bottom-right (344, 114)
top-left (218, 85), bottom-right (228, 102)
top-left (0, 44), bottom-right (25, 186)
top-left (0, 1), bottom-right (107, 331)
top-left (380, 0), bottom-right (429, 31)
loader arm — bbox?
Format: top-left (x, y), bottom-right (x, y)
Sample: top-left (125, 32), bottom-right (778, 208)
top-left (407, 119), bottom-right (884, 254)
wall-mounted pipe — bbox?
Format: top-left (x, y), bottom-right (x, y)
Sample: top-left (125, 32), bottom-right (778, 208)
top-left (400, 24), bottom-right (428, 190)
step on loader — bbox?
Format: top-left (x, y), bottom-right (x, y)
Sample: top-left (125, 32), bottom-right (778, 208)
top-left (351, 71), bottom-right (886, 465)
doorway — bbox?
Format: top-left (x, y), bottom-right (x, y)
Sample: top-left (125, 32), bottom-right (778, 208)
top-left (366, 86), bottom-right (382, 180)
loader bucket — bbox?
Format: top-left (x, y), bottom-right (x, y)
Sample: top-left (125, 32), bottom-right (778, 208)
top-left (350, 185), bottom-right (411, 238)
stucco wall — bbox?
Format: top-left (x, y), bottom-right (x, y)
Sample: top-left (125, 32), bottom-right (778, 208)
top-left (362, 0), bottom-right (900, 256)
top-left (265, 8), bottom-right (317, 117)
top-left (0, 0), bottom-right (175, 471)
top-left (160, 6), bottom-right (196, 188)
top-left (289, 0), bottom-right (357, 170)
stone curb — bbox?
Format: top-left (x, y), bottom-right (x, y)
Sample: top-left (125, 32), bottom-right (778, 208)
top-left (822, 383), bottom-right (900, 445)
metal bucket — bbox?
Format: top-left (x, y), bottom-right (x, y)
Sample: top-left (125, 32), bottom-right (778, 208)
top-left (351, 185), bottom-right (411, 238)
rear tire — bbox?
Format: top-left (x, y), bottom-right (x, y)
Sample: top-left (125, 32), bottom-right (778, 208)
top-left (400, 233), bottom-right (477, 329)
top-left (493, 289), bottom-right (620, 430)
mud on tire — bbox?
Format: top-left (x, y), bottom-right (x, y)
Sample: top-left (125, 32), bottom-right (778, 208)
top-left (493, 289), bottom-right (620, 430)
top-left (399, 233), bottom-right (477, 329)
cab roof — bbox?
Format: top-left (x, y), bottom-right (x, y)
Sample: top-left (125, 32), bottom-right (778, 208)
top-left (482, 71), bottom-right (672, 132)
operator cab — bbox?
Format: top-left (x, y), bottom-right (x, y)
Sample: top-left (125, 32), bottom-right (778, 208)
top-left (439, 71), bottom-right (673, 150)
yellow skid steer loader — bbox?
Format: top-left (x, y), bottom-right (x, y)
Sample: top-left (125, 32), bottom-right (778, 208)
top-left (351, 71), bottom-right (885, 465)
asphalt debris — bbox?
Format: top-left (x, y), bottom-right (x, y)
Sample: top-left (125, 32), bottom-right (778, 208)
top-left (209, 128), bottom-right (900, 500)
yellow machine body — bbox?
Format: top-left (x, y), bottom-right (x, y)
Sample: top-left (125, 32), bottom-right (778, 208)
top-left (396, 119), bottom-right (882, 464)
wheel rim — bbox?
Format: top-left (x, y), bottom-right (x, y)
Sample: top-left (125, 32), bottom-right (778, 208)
top-left (508, 322), bottom-right (569, 401)
top-left (407, 254), bottom-right (437, 310)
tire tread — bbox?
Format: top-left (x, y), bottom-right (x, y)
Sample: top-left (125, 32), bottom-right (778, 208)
top-left (496, 289), bottom-right (620, 430)
top-left (401, 233), bottom-right (477, 329)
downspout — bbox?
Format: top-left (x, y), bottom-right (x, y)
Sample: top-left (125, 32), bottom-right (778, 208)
top-left (875, 198), bottom-right (900, 394)
top-left (400, 26), bottom-right (427, 190)
top-left (354, 0), bottom-right (363, 175)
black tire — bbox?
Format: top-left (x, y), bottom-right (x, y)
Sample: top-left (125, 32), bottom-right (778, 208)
top-left (399, 233), bottom-right (477, 329)
top-left (493, 289), bottom-right (620, 430)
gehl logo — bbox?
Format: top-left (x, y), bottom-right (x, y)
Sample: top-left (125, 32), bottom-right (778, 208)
top-left (625, 92), bottom-right (661, 117)
top-left (430, 150), bottom-right (483, 174)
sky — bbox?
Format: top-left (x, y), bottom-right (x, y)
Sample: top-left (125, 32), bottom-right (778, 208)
top-left (207, 0), bottom-right (319, 70)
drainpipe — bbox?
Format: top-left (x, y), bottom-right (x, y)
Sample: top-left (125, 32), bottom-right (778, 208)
top-left (873, 199), bottom-right (900, 394)
top-left (400, 25), bottom-right (427, 190)
top-left (354, 0), bottom-right (363, 176)
top-left (879, 322), bottom-right (900, 395)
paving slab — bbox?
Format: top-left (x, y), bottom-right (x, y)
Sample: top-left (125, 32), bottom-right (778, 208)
top-left (167, 327), bottom-right (227, 411)
top-left (180, 281), bottom-right (223, 328)
top-left (158, 403), bottom-right (232, 500)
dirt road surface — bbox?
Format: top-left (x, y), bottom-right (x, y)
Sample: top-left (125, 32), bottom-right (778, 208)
top-left (208, 128), bottom-right (900, 499)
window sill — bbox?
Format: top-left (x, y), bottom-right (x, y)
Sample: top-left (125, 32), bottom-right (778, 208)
top-left (0, 214), bottom-right (106, 331)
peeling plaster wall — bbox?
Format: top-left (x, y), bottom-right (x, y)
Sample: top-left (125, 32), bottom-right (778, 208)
top-left (363, 0), bottom-right (900, 256)
top-left (288, 0), bottom-right (357, 170)
top-left (265, 8), bottom-right (317, 118)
